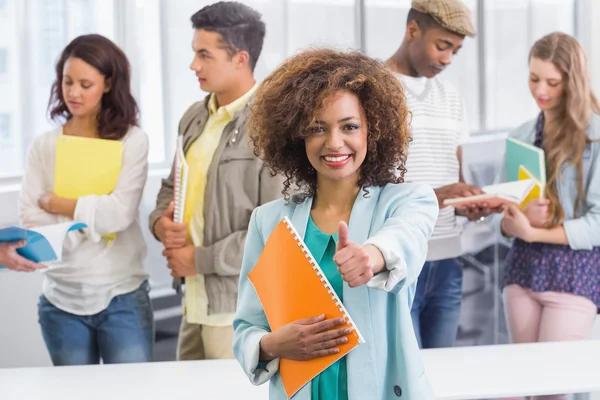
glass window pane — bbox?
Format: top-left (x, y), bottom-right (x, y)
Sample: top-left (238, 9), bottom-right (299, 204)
top-left (28, 0), bottom-right (116, 139)
top-left (159, 0), bottom-right (212, 146)
top-left (364, 0), bottom-right (409, 61)
top-left (483, 0), bottom-right (575, 131)
top-left (436, 0), bottom-right (479, 132)
top-left (0, 114), bottom-right (12, 146)
top-left (0, 0), bottom-right (21, 176)
top-left (0, 0), bottom-right (119, 177)
top-left (288, 0), bottom-right (357, 51)
top-left (0, 48), bottom-right (7, 74)
top-left (128, 0), bottom-right (167, 164)
top-left (531, 0), bottom-right (575, 39)
top-left (247, 0), bottom-right (286, 82)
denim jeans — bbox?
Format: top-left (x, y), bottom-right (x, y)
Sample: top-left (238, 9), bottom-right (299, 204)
top-left (38, 280), bottom-right (154, 365)
top-left (410, 258), bottom-right (463, 349)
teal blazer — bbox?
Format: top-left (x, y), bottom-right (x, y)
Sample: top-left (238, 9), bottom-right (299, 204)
top-left (233, 183), bottom-right (439, 399)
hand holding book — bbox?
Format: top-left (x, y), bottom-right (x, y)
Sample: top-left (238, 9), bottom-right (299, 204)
top-left (0, 241), bottom-right (46, 272)
top-left (444, 179), bottom-right (537, 214)
top-left (248, 217), bottom-right (365, 397)
top-left (0, 222), bottom-right (87, 270)
top-left (259, 315), bottom-right (350, 362)
top-left (501, 205), bottom-right (534, 240)
top-left (154, 201), bottom-right (187, 249)
top-left (435, 182), bottom-right (502, 220)
top-left (435, 182), bottom-right (483, 207)
top-left (522, 198), bottom-right (550, 228)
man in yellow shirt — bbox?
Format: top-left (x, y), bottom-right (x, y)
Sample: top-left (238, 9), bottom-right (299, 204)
top-left (150, 2), bottom-right (283, 360)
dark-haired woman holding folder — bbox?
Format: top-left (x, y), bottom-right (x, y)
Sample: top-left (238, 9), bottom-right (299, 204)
top-left (18, 34), bottom-right (153, 366)
top-left (233, 49), bottom-right (439, 400)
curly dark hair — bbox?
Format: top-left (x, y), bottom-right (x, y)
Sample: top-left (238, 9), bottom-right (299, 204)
top-left (48, 34), bottom-right (138, 140)
top-left (249, 48), bottom-right (411, 202)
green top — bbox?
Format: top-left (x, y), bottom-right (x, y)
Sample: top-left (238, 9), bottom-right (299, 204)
top-left (305, 217), bottom-right (348, 400)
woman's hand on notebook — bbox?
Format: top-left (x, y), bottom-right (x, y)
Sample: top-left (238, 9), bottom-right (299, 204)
top-left (155, 202), bottom-right (187, 249)
top-left (334, 222), bottom-right (384, 287)
top-left (523, 198), bottom-right (550, 228)
top-left (0, 241), bottom-right (46, 272)
top-left (501, 205), bottom-right (534, 241)
top-left (259, 315), bottom-right (350, 361)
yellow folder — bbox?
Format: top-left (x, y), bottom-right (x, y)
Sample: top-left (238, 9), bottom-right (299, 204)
top-left (518, 165), bottom-right (544, 210)
top-left (54, 135), bottom-right (123, 198)
top-left (54, 135), bottom-right (123, 243)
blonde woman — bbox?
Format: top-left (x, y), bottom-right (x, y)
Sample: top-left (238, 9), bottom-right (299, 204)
top-left (500, 32), bottom-right (600, 400)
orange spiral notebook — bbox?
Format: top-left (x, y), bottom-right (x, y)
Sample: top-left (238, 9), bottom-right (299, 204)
top-left (248, 216), bottom-right (365, 398)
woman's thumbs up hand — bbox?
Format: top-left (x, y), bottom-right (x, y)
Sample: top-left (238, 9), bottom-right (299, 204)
top-left (333, 221), bottom-right (385, 288)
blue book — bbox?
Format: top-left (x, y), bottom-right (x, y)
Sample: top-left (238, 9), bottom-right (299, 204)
top-left (0, 222), bottom-right (87, 269)
top-left (505, 137), bottom-right (547, 184)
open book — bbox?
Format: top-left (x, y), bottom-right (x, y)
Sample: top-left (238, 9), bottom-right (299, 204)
top-left (0, 222), bottom-right (87, 269)
top-left (443, 179), bottom-right (536, 208)
top-left (249, 217), bottom-right (365, 398)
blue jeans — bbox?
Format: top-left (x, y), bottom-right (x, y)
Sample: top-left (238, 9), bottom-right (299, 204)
top-left (410, 258), bottom-right (463, 349)
top-left (38, 281), bottom-right (154, 365)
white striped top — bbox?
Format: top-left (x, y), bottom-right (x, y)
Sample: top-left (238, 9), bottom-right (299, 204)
top-left (398, 74), bottom-right (470, 261)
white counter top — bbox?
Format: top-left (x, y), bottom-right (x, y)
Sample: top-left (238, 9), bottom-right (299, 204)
top-left (2, 340), bottom-right (600, 399)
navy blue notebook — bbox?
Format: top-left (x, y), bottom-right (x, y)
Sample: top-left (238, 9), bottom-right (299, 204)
top-left (0, 222), bottom-right (87, 268)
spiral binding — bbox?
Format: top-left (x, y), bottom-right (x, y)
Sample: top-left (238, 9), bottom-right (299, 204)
top-left (281, 216), bottom-right (365, 343)
top-left (174, 157), bottom-right (182, 222)
top-left (173, 136), bottom-right (188, 224)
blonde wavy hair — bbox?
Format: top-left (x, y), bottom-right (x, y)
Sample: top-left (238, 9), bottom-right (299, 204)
top-left (530, 32), bottom-right (600, 225)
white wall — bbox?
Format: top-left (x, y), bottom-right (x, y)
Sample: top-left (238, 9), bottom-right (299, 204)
top-left (0, 271), bottom-right (50, 367)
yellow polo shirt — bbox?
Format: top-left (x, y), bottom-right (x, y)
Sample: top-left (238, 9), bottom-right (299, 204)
top-left (183, 84), bottom-right (257, 326)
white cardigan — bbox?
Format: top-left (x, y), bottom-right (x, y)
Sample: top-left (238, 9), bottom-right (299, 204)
top-left (19, 126), bottom-right (149, 316)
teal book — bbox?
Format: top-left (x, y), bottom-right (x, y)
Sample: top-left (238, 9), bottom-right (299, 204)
top-left (0, 222), bottom-right (86, 269)
top-left (505, 137), bottom-right (546, 184)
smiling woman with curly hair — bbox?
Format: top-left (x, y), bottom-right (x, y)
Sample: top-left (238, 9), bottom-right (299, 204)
top-left (249, 48), bottom-right (411, 201)
top-left (234, 48), bottom-right (439, 399)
